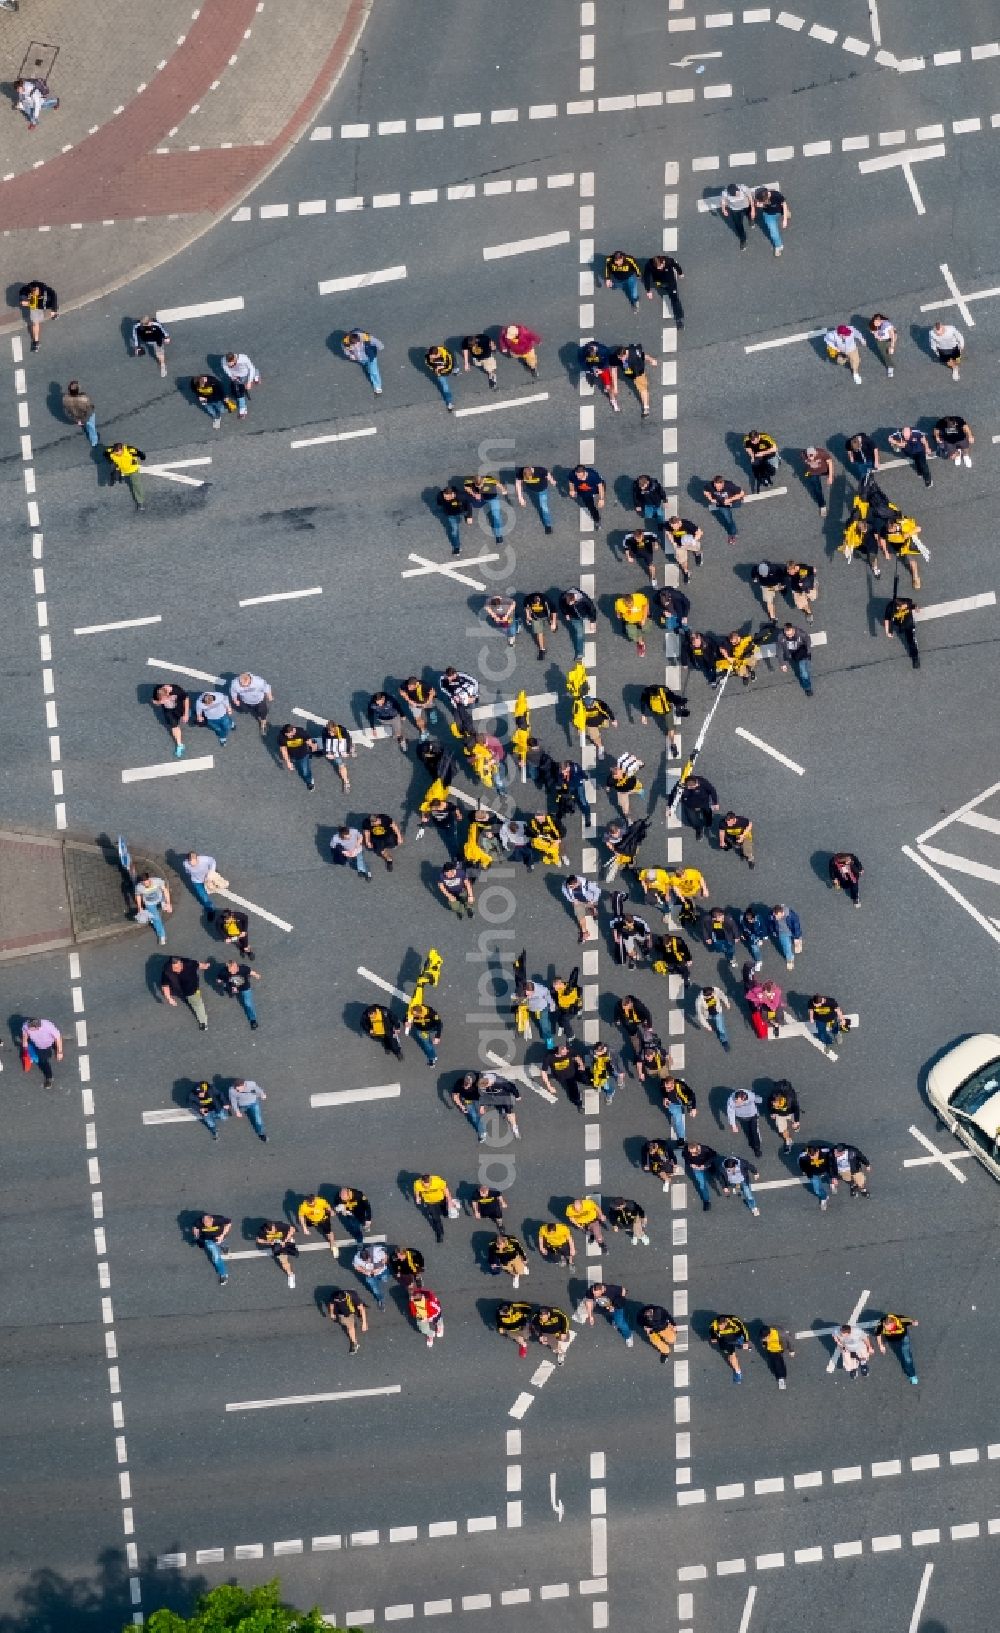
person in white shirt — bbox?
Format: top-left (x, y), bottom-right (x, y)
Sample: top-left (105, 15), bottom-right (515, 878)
top-left (15, 77), bottom-right (59, 128)
top-left (195, 690), bottom-right (234, 745)
top-left (719, 181), bottom-right (755, 250)
top-left (928, 320), bottom-right (964, 380)
top-left (833, 1323), bottom-right (874, 1378)
top-left (222, 351), bottom-right (261, 417)
top-left (824, 324), bottom-right (863, 384)
top-left (695, 985), bottom-right (732, 1051)
top-left (229, 671), bottom-right (272, 736)
top-left (183, 852), bottom-right (218, 909)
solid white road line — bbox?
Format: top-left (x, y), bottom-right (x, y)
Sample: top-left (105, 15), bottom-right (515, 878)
top-left (144, 458), bottom-right (212, 488)
top-left (868, 0), bottom-right (881, 45)
top-left (917, 841), bottom-right (1000, 888)
top-left (290, 426), bottom-right (377, 449)
top-left (453, 392), bottom-right (549, 417)
top-left (737, 1585), bottom-right (757, 1633)
top-left (858, 143), bottom-right (945, 174)
top-left (75, 615), bottom-right (162, 636)
top-left (318, 265), bottom-right (406, 294)
top-left (483, 230), bottom-right (571, 260)
top-left (827, 1287), bottom-right (871, 1372)
top-left (142, 1109), bottom-right (198, 1125)
top-left (744, 328), bottom-right (825, 353)
top-left (357, 965), bottom-right (410, 1003)
top-left (906, 1123), bottom-right (968, 1183)
top-left (238, 587), bottom-right (323, 608)
top-left (938, 262), bottom-right (975, 325)
top-left (470, 691), bottom-right (558, 720)
top-left (903, 843), bottom-right (1000, 948)
top-left (957, 810), bottom-right (1000, 835)
top-left (742, 486), bottom-right (788, 504)
top-left (147, 658), bottom-right (224, 685)
top-left (214, 887), bottom-right (293, 932)
top-left (915, 778), bottom-right (1000, 844)
top-left (908, 1565), bottom-right (934, 1633)
top-left (122, 756), bottom-right (214, 782)
top-left (914, 591), bottom-right (996, 621)
top-left (226, 1386), bottom-right (401, 1412)
top-left (734, 727), bottom-right (805, 776)
top-left (484, 1048), bottom-right (557, 1102)
top-left (156, 298), bottom-right (244, 322)
top-left (311, 1084), bottom-right (402, 1107)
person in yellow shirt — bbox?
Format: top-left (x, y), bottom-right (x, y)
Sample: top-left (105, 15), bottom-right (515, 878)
top-left (297, 1192), bottom-right (337, 1253)
top-left (413, 1173), bottom-right (453, 1243)
top-left (565, 1195), bottom-right (607, 1251)
top-left (638, 866), bottom-right (672, 912)
top-left (614, 591), bottom-right (650, 657)
top-left (104, 442), bottom-right (146, 509)
top-left (667, 866), bottom-right (709, 907)
top-left (538, 1220), bottom-right (575, 1266)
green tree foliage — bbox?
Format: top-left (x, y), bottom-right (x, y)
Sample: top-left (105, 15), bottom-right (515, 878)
top-left (136, 1580), bottom-right (353, 1633)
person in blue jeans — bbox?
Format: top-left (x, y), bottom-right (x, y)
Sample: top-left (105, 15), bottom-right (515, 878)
top-left (719, 1154), bottom-right (761, 1216)
top-left (405, 1002), bottom-right (442, 1066)
top-left (695, 985), bottom-right (731, 1050)
top-left (769, 903), bottom-right (802, 969)
top-left (191, 374), bottom-right (227, 424)
top-left (353, 1242), bottom-right (391, 1310)
top-left (183, 851), bottom-right (218, 910)
top-left (425, 344), bottom-right (457, 410)
top-left (436, 484), bottom-right (473, 554)
top-left (189, 1081), bottom-right (230, 1140)
top-left (632, 472), bottom-right (667, 529)
top-left (604, 250), bottom-right (642, 310)
top-left (754, 186), bottom-right (789, 255)
top-left (330, 826), bottom-right (371, 878)
top-left (464, 473), bottom-right (508, 542)
top-left (279, 723), bottom-right (319, 788)
top-left (515, 465), bottom-right (557, 533)
top-left (875, 1313), bottom-right (919, 1385)
top-left (586, 1283), bottom-right (635, 1345)
top-left (809, 993), bottom-right (846, 1052)
top-left (336, 1187), bottom-right (373, 1243)
top-left (134, 872), bottom-right (172, 944)
top-left (228, 1079), bottom-right (267, 1140)
top-left (740, 904), bottom-right (770, 971)
top-left (683, 1142), bottom-right (719, 1210)
top-left (216, 959), bottom-right (261, 1030)
top-left (560, 587), bottom-right (596, 658)
top-left (798, 1144), bottom-right (835, 1209)
top-left (452, 1075), bottom-right (488, 1140)
top-left (524, 981), bottom-right (557, 1051)
top-left (342, 329), bottom-right (384, 394)
top-left (62, 380), bottom-right (99, 445)
top-left (663, 1076), bottom-right (696, 1143)
top-left (703, 475), bottom-right (745, 538)
top-left (780, 623), bottom-right (813, 696)
top-left (195, 690), bottom-right (234, 743)
top-left (193, 1213), bottom-right (231, 1283)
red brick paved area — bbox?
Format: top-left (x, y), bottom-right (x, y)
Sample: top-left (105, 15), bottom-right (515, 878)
top-left (0, 0), bottom-right (368, 227)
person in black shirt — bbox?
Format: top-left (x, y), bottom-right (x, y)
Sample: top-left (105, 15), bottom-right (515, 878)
top-left (189, 1080), bottom-right (229, 1140)
top-left (653, 584), bottom-right (690, 632)
top-left (361, 1003), bottom-right (403, 1058)
top-left (363, 812), bottom-right (404, 870)
top-left (685, 630), bottom-right (720, 686)
top-left (515, 465), bottom-right (556, 533)
top-left (568, 465), bottom-right (605, 528)
top-left (744, 430), bottom-right (779, 492)
top-left (644, 254), bottom-right (684, 326)
top-left (436, 484), bottom-right (473, 555)
top-left (702, 475), bottom-right (745, 539)
top-left (133, 315), bottom-right (171, 375)
top-left (192, 1213), bottom-right (231, 1283)
top-left (785, 560), bottom-right (818, 621)
top-left (845, 432), bottom-right (878, 483)
top-left (416, 797), bottom-right (461, 853)
top-left (604, 251), bottom-right (642, 309)
top-left (933, 413), bottom-right (974, 469)
top-left (471, 1184), bottom-right (507, 1225)
top-left (366, 691), bottom-right (407, 750)
top-left (278, 723), bottom-right (318, 790)
top-left (829, 852), bottom-right (863, 906)
top-left (779, 623), bottom-right (813, 695)
top-left (151, 682), bottom-right (190, 758)
top-left (559, 586), bottom-right (597, 659)
top-left (613, 343), bottom-right (657, 419)
top-left (160, 957), bottom-right (211, 1029)
top-left (754, 186), bottom-right (789, 255)
top-left (215, 959), bottom-right (261, 1029)
top-left (633, 473), bottom-right (667, 529)
top-left (216, 907), bottom-right (254, 960)
top-left (425, 344), bottom-right (457, 411)
top-left (679, 777), bottom-right (718, 849)
top-left (19, 280), bottom-right (58, 351)
top-left (462, 332), bottom-right (498, 390)
top-left (888, 425), bottom-right (934, 487)
top-left (580, 340), bottom-right (619, 411)
top-left (191, 374), bottom-right (228, 426)
top-left (884, 595), bottom-right (920, 669)
top-left (523, 591), bottom-right (557, 660)
top-left (752, 560), bottom-right (788, 621)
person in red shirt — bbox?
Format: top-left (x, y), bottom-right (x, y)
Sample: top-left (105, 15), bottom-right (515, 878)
top-left (409, 1286), bottom-right (444, 1347)
top-left (499, 324), bottom-right (541, 378)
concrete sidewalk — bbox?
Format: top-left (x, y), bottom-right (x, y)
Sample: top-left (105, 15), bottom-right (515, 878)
top-left (0, 828), bottom-right (168, 960)
top-left (0, 0), bottom-right (370, 317)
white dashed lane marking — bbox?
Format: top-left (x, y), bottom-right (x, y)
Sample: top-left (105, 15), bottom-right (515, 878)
top-left (308, 85), bottom-right (733, 140)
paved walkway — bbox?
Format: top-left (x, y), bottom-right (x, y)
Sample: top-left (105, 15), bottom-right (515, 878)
top-left (0, 829), bottom-right (164, 958)
top-left (0, 0), bottom-right (370, 315)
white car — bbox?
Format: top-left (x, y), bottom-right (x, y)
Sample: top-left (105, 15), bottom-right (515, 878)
top-left (926, 1033), bottom-right (1000, 1181)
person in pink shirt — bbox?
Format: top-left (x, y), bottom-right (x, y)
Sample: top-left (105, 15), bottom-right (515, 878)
top-left (21, 1017), bottom-right (63, 1085)
top-left (499, 324), bottom-right (541, 378)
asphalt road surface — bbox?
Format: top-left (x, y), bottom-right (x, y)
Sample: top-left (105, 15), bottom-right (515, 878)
top-left (3, 1), bottom-right (1000, 1631)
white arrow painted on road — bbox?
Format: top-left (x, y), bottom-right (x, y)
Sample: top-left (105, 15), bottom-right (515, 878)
top-left (669, 51), bottom-right (724, 66)
top-left (550, 1473), bottom-right (564, 1522)
top-left (144, 456), bottom-right (213, 488)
